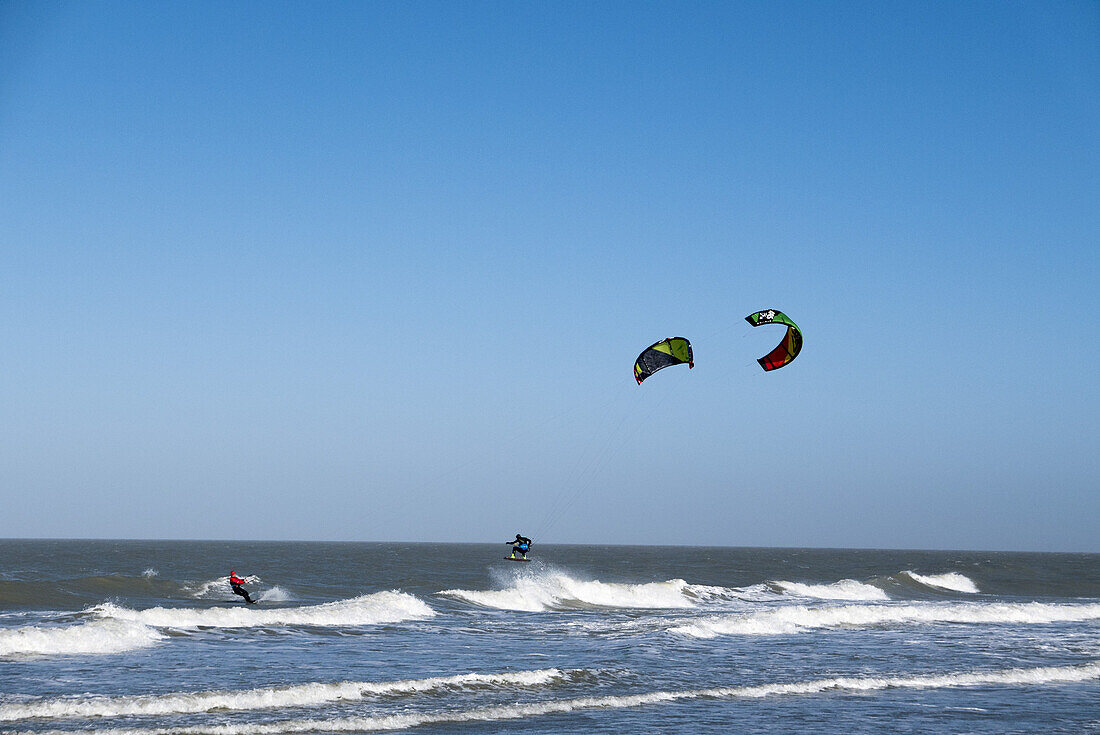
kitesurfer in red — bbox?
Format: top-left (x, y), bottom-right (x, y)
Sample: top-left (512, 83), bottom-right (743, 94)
top-left (228, 571), bottom-right (256, 604)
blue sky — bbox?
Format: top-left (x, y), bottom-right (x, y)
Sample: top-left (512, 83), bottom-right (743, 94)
top-left (1, 2), bottom-right (1097, 550)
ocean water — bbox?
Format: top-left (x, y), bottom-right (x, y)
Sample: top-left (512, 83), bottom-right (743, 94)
top-left (1, 541), bottom-right (1098, 734)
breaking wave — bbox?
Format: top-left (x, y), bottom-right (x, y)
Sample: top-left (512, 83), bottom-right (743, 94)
top-left (0, 618), bottom-right (164, 658)
top-left (768, 572), bottom-right (979, 600)
top-left (0, 592), bottom-right (433, 657)
top-left (0, 668), bottom-right (576, 721)
top-left (438, 568), bottom-right (986, 611)
top-left (771, 579), bottom-right (889, 600)
top-left (440, 571), bottom-right (703, 611)
top-left (8, 662), bottom-right (1096, 733)
top-left (669, 601), bottom-right (1100, 638)
top-left (900, 571), bottom-right (980, 594)
top-left (92, 591), bottom-right (435, 629)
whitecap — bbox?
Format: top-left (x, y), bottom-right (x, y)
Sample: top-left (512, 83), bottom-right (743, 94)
top-left (772, 579), bottom-right (889, 601)
top-left (669, 601), bottom-right (1100, 638)
top-left (901, 571), bottom-right (980, 593)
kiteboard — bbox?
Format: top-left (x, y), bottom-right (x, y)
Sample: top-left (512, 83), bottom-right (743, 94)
top-left (504, 557), bottom-right (531, 562)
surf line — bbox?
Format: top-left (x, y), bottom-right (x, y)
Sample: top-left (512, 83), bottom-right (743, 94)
top-left (13, 661), bottom-right (1098, 734)
top-left (0, 669), bottom-right (576, 722)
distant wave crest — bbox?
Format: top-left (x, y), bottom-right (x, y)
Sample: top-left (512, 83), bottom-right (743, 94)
top-left (0, 574), bottom-right (180, 608)
top-left (669, 601), bottom-right (1100, 638)
top-left (771, 579), bottom-right (889, 600)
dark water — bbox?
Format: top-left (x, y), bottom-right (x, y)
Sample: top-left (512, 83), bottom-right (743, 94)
top-left (1, 541), bottom-right (1098, 734)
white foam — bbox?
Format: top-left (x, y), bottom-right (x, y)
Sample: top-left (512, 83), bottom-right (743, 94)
top-left (773, 579), bottom-right (889, 601)
top-left (670, 601), bottom-right (1100, 638)
top-left (441, 571), bottom-right (697, 611)
top-left (0, 619), bottom-right (164, 658)
top-left (141, 569), bottom-right (158, 578)
top-left (901, 571), bottom-right (980, 594)
top-left (0, 669), bottom-right (569, 721)
top-left (92, 591), bottom-right (434, 629)
top-left (681, 583), bottom-right (775, 603)
top-left (15, 662), bottom-right (1096, 734)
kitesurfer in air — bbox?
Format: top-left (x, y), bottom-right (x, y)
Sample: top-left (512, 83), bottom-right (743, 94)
top-left (506, 534), bottom-right (532, 559)
top-left (228, 571), bottom-right (255, 605)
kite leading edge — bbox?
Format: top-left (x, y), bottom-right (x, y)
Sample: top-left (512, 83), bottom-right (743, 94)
top-left (634, 337), bottom-right (694, 384)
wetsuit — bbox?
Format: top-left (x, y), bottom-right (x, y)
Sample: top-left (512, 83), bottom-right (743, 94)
top-left (229, 573), bottom-right (255, 604)
top-left (507, 536), bottom-right (532, 559)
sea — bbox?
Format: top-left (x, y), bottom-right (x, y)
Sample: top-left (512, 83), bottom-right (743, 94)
top-left (1, 540), bottom-right (1098, 734)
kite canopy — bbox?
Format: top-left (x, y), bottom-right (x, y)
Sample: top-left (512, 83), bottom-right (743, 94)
top-left (745, 310), bottom-right (802, 371)
top-left (634, 337), bottom-right (693, 384)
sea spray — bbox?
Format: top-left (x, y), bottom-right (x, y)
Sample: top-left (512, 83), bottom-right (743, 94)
top-left (257, 586), bottom-right (294, 603)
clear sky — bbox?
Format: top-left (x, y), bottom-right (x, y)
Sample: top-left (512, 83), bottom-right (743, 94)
top-left (1, 2), bottom-right (1097, 551)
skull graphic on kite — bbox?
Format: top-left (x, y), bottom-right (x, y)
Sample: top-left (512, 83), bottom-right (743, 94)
top-left (745, 310), bottom-right (802, 371)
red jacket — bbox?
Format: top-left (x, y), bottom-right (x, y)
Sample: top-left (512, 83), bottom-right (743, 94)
top-left (229, 574), bottom-right (247, 586)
